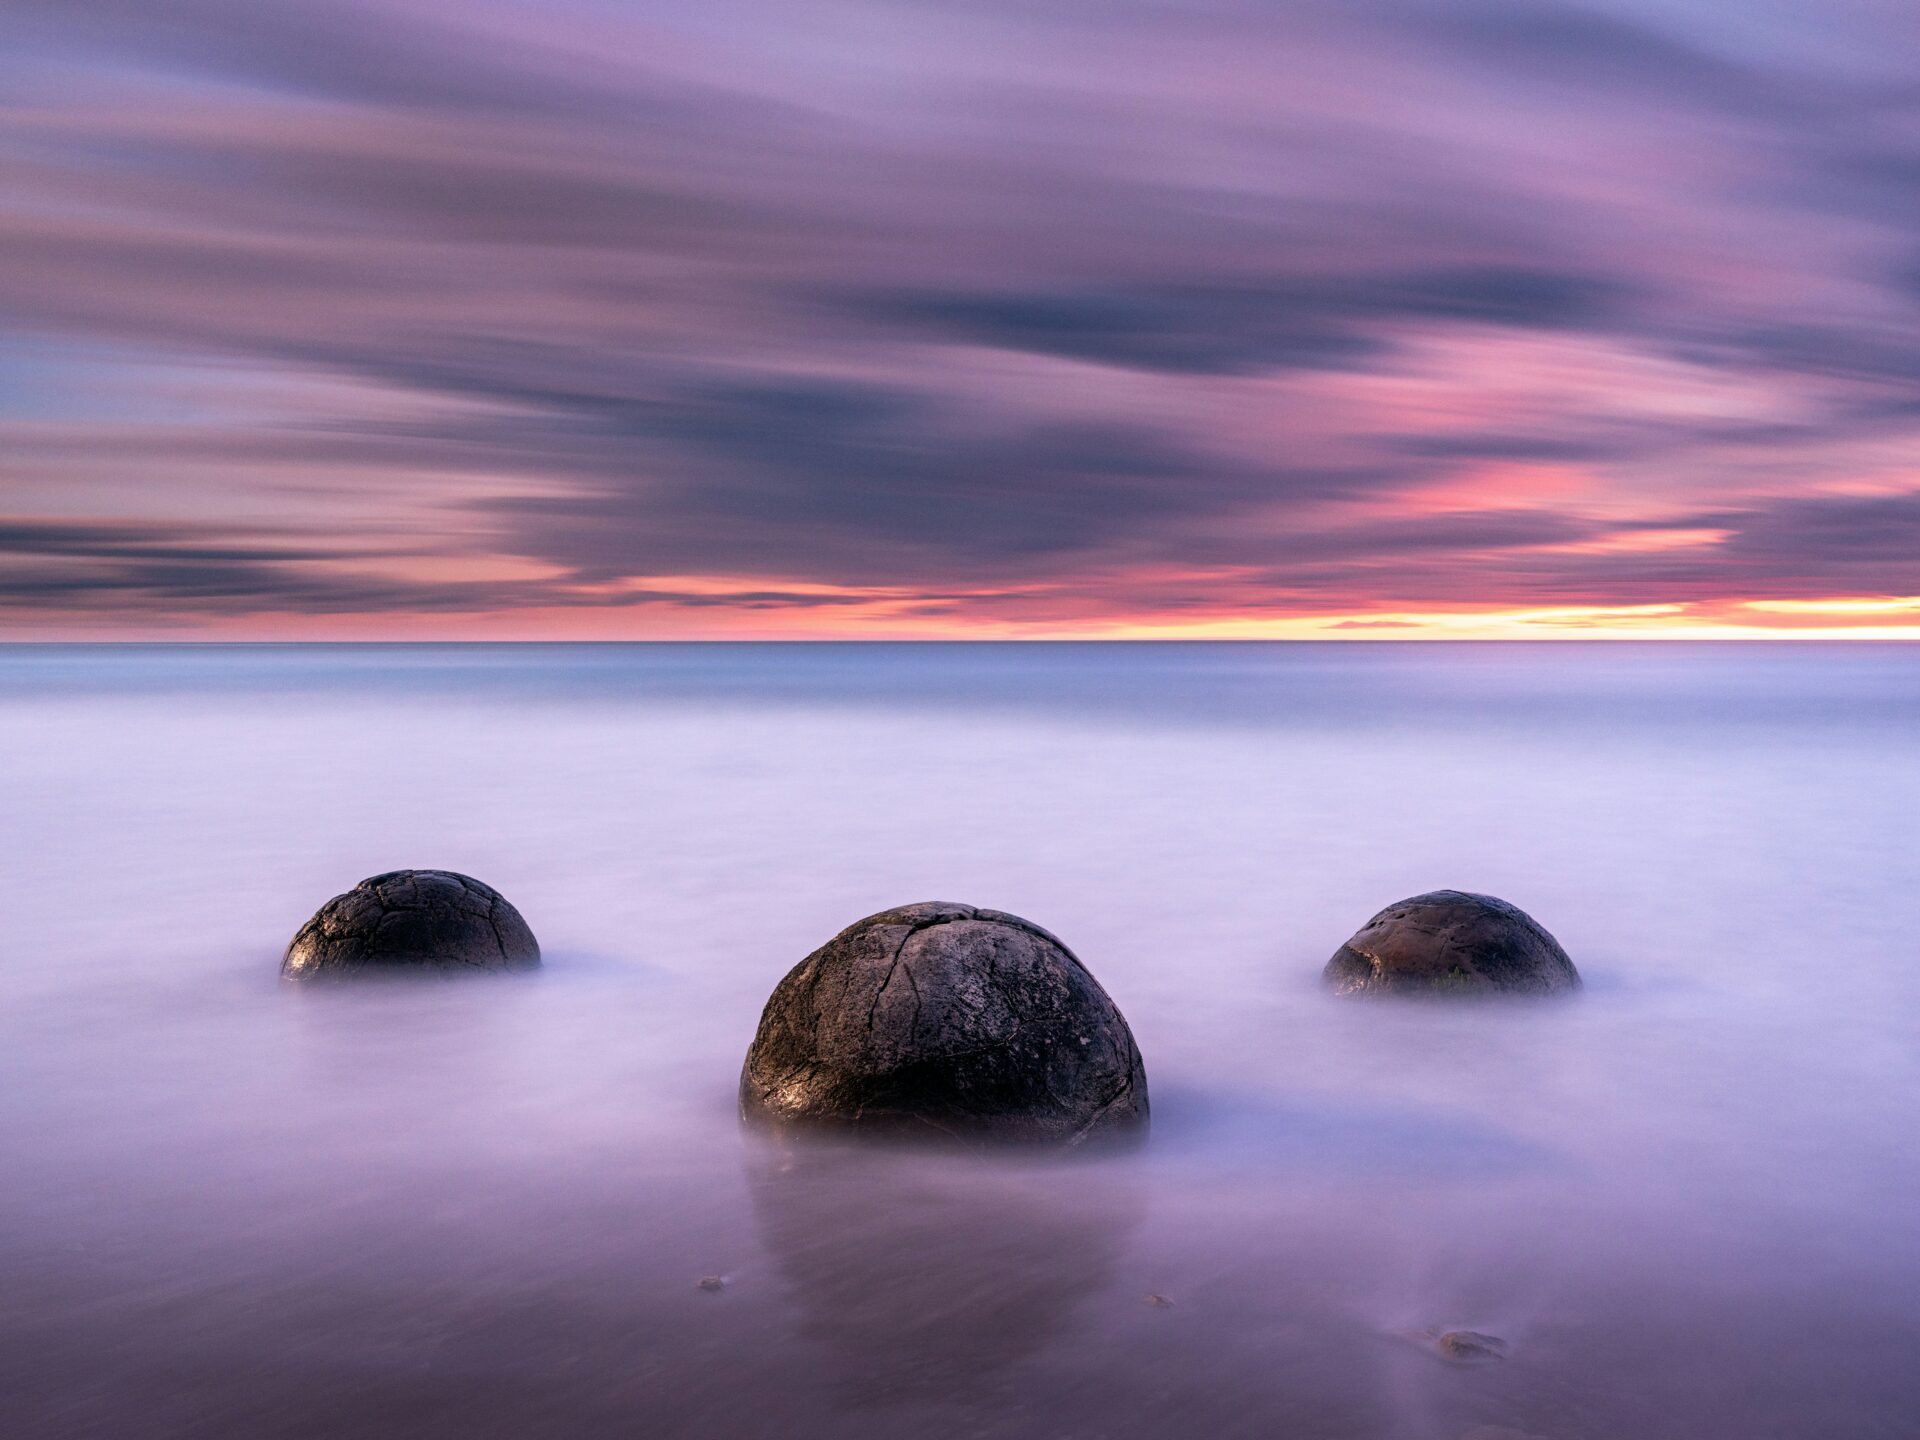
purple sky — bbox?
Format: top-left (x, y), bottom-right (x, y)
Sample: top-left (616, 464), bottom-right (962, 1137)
top-left (3, 0), bottom-right (1919, 637)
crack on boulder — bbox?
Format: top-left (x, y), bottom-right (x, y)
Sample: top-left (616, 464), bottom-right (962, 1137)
top-left (281, 869), bottom-right (539, 980)
top-left (865, 917), bottom-right (948, 1034)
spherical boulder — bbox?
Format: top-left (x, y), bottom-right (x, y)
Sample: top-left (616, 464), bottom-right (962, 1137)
top-left (740, 901), bottom-right (1148, 1145)
top-left (282, 870), bottom-right (540, 980)
top-left (1324, 890), bottom-right (1578, 996)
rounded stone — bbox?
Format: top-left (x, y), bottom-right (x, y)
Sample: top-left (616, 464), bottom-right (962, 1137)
top-left (1324, 890), bottom-right (1579, 996)
top-left (740, 901), bottom-right (1148, 1146)
top-left (281, 869), bottom-right (540, 980)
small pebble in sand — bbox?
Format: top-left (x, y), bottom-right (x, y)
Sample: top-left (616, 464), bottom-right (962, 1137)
top-left (1437, 1330), bottom-right (1508, 1363)
top-left (1144, 1293), bottom-right (1175, 1309)
top-left (695, 1275), bottom-right (727, 1293)
top-left (1391, 1327), bottom-right (1511, 1363)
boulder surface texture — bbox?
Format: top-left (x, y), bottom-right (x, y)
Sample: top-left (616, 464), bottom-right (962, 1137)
top-left (282, 869), bottom-right (540, 980)
top-left (741, 901), bottom-right (1148, 1145)
top-left (1324, 890), bottom-right (1579, 996)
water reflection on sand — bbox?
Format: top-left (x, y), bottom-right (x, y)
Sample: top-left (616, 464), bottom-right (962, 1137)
top-left (748, 1139), bottom-right (1142, 1403)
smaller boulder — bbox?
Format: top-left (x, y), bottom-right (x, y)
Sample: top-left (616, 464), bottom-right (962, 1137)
top-left (282, 870), bottom-right (540, 980)
top-left (1325, 890), bottom-right (1578, 996)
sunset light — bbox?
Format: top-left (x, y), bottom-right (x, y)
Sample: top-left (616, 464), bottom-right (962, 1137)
top-left (2, 1), bottom-right (1916, 640)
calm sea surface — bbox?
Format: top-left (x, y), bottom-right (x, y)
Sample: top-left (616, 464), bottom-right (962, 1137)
top-left (2, 643), bottom-right (1917, 1440)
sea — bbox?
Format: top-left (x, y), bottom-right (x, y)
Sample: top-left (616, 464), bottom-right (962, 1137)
top-left (2, 642), bottom-right (1916, 1440)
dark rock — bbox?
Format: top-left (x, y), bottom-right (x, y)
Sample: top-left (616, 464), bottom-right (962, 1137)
top-left (281, 870), bottom-right (540, 980)
top-left (1324, 890), bottom-right (1578, 996)
top-left (739, 901), bottom-right (1148, 1145)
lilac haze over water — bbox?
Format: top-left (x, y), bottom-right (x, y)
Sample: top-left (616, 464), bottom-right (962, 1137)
top-left (1, 642), bottom-right (1917, 1440)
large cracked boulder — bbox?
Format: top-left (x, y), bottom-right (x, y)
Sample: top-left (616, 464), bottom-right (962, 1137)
top-left (282, 870), bottom-right (540, 980)
top-left (1324, 890), bottom-right (1579, 996)
top-left (740, 901), bottom-right (1148, 1146)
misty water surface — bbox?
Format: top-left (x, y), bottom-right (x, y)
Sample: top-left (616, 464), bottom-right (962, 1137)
top-left (2, 643), bottom-right (1917, 1440)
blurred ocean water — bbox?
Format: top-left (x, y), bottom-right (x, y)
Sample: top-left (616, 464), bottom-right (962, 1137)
top-left (1, 642), bottom-right (1916, 1440)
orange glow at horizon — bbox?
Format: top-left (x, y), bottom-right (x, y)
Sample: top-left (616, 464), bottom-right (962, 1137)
top-left (14, 594), bottom-right (1920, 642)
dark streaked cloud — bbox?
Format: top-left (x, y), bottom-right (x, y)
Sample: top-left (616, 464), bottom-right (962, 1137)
top-left (0, 520), bottom-right (351, 565)
top-left (1719, 491), bottom-right (1920, 581)
top-left (0, 519), bottom-right (903, 616)
top-left (844, 266), bottom-right (1631, 375)
top-left (485, 375), bottom-right (1380, 587)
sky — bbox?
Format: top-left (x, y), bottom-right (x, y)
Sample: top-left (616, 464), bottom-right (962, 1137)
top-left (2, 0), bottom-right (1919, 639)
